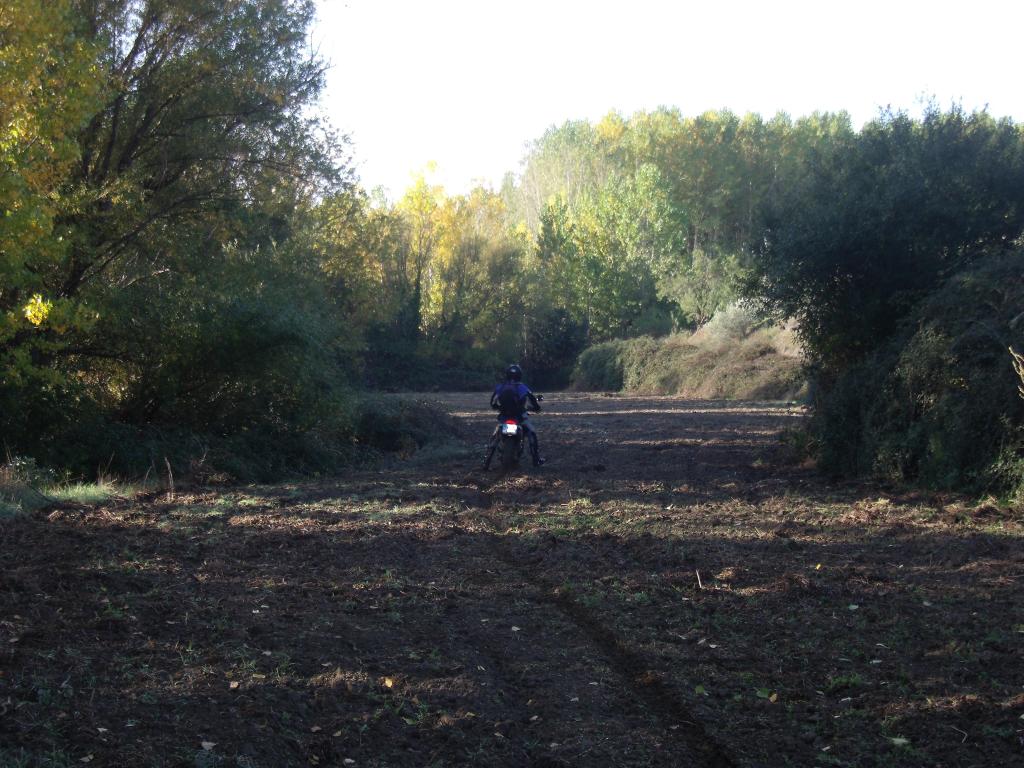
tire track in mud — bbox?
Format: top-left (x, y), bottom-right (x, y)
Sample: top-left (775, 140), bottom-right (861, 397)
top-left (468, 479), bottom-right (735, 768)
top-left (445, 394), bottom-right (804, 766)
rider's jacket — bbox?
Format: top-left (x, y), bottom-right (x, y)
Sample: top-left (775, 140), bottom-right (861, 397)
top-left (491, 381), bottom-right (540, 420)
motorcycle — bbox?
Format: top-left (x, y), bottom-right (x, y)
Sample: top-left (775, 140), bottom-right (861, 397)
top-left (483, 395), bottom-right (543, 471)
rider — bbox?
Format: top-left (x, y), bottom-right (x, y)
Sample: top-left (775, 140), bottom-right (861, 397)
top-left (483, 364), bottom-right (545, 468)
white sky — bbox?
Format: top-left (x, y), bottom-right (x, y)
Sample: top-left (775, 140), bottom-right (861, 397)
top-left (313, 0), bottom-right (1023, 198)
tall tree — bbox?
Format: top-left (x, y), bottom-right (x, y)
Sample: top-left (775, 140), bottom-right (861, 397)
top-left (0, 0), bottom-right (101, 388)
top-left (60, 0), bottom-right (341, 302)
top-left (749, 106), bottom-right (1024, 372)
top-left (2, 0), bottom-right (354, 465)
top-left (506, 120), bottom-right (610, 233)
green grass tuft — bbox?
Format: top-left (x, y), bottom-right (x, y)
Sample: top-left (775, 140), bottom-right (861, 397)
top-left (43, 481), bottom-right (119, 505)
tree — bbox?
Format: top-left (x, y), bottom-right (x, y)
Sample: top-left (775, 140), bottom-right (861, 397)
top-left (422, 188), bottom-right (519, 362)
top-left (505, 120), bottom-right (610, 233)
top-left (749, 106), bottom-right (1024, 372)
top-left (2, 0), bottom-right (355, 471)
top-left (0, 0), bottom-right (102, 390)
top-left (59, 0), bottom-right (341, 298)
top-left (658, 248), bottom-right (740, 327)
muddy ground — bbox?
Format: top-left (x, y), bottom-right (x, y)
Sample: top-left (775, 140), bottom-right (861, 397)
top-left (1, 393), bottom-right (1022, 767)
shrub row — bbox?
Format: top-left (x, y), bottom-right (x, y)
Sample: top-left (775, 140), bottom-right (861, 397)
top-left (3, 394), bottom-right (459, 487)
top-left (813, 251), bottom-right (1024, 497)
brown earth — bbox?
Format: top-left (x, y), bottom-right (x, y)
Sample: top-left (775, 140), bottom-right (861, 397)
top-left (1, 393), bottom-right (1022, 767)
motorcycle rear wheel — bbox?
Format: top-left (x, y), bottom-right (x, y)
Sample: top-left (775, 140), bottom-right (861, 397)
top-left (500, 435), bottom-right (520, 470)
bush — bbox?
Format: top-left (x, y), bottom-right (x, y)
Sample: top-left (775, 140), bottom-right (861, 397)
top-left (572, 340), bottom-right (630, 391)
top-left (521, 307), bottom-right (589, 389)
top-left (694, 301), bottom-right (765, 348)
top-left (813, 250), bottom-right (1024, 495)
top-left (749, 106), bottom-right (1024, 375)
top-left (571, 318), bottom-right (805, 400)
top-left (3, 390), bottom-right (462, 488)
top-left (354, 395), bottom-right (461, 454)
top-left (0, 456), bottom-right (55, 517)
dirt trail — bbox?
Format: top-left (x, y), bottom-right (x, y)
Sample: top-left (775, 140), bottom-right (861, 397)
top-left (2, 393), bottom-right (1022, 767)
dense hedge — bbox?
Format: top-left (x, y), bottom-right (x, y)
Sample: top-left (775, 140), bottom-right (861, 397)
top-left (813, 251), bottom-right (1024, 496)
top-left (1, 393), bottom-right (460, 486)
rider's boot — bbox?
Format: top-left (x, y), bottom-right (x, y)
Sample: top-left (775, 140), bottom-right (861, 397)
top-left (529, 435), bottom-right (545, 467)
top-left (482, 431), bottom-right (498, 470)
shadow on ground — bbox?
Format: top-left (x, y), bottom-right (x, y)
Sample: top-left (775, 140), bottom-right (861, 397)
top-left (1, 393), bottom-right (1021, 768)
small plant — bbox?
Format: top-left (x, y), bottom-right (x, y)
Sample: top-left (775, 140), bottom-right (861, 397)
top-left (402, 700), bottom-right (431, 727)
top-left (1, 455), bottom-right (59, 486)
top-left (826, 672), bottom-right (864, 693)
top-left (698, 300), bottom-right (764, 346)
top-left (273, 654), bottom-right (295, 680)
top-left (0, 747), bottom-right (76, 768)
top-left (0, 455), bottom-right (56, 515)
top-left (780, 426), bottom-right (819, 463)
top-left (0, 498), bottom-right (21, 518)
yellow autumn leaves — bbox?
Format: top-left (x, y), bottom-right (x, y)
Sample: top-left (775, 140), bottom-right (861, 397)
top-left (12, 294), bottom-right (98, 335)
top-left (22, 294), bottom-right (52, 326)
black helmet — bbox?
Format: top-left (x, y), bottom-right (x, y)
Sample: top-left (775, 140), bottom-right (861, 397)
top-left (505, 364), bottom-right (522, 382)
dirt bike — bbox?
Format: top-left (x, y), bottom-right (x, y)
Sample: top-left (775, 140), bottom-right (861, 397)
top-left (483, 395), bottom-right (543, 471)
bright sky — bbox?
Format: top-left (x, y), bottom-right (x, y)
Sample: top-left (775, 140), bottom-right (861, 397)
top-left (314, 0), bottom-right (1023, 198)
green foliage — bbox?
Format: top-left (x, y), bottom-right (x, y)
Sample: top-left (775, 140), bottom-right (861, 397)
top-left (0, 0), bottom-right (372, 479)
top-left (698, 301), bottom-right (765, 345)
top-left (0, 456), bottom-right (51, 516)
top-left (572, 339), bottom-right (629, 391)
top-left (813, 250), bottom-right (1024, 494)
top-left (345, 109), bottom-right (862, 393)
top-left (572, 319), bottom-right (805, 401)
top-left (502, 108), bottom-right (859, 338)
top-left (521, 306), bottom-right (588, 389)
top-left (750, 105), bottom-right (1024, 373)
top-left (745, 105), bottom-right (1024, 494)
top-left (355, 178), bottom-right (534, 389)
top-left (0, 0), bottom-right (104, 400)
top-left (504, 120), bottom-right (610, 233)
top-left (5, 13), bottom-right (1019, 508)
top-left (44, 480), bottom-right (117, 505)
top-left (659, 250), bottom-right (744, 327)
top-left (353, 396), bottom-right (460, 455)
